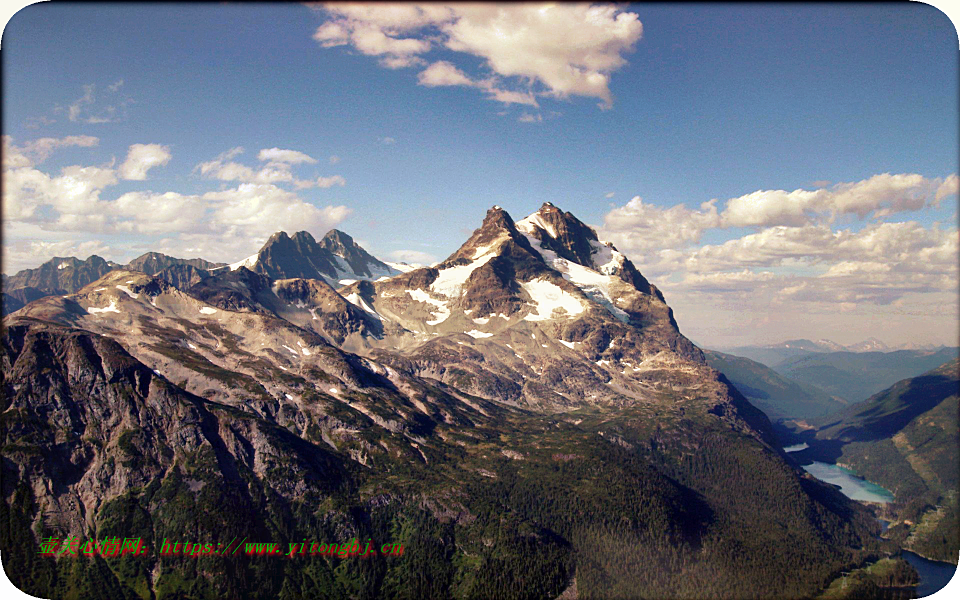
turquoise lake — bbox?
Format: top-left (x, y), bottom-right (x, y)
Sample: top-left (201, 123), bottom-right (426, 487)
top-left (801, 461), bottom-right (895, 503)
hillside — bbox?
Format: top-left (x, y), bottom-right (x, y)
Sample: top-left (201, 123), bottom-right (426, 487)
top-left (704, 349), bottom-right (844, 419)
top-left (815, 360), bottom-right (959, 563)
top-left (776, 348), bottom-right (958, 404)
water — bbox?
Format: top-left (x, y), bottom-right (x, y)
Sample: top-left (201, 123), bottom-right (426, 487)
top-left (802, 461), bottom-right (895, 503)
top-left (783, 443), bottom-right (808, 452)
top-left (901, 550), bottom-right (957, 598)
top-left (802, 460), bottom-right (956, 596)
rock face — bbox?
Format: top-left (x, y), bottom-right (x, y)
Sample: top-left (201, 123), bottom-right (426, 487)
top-left (240, 229), bottom-right (404, 284)
top-left (125, 252), bottom-right (225, 276)
top-left (3, 255), bottom-right (119, 293)
top-left (1, 203), bottom-right (882, 599)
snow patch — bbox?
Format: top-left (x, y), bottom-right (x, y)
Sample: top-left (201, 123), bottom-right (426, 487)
top-left (430, 253), bottom-right (495, 297)
top-left (523, 233), bottom-right (628, 322)
top-left (520, 279), bottom-right (584, 321)
top-left (405, 289), bottom-right (451, 325)
top-left (285, 393), bottom-right (294, 400)
top-left (95, 287), bottom-right (107, 291)
top-left (465, 330), bottom-right (493, 338)
top-left (57, 262), bottom-right (69, 270)
top-left (339, 279), bottom-right (357, 286)
top-left (329, 387), bottom-right (339, 394)
top-left (115, 285), bottom-right (139, 299)
top-left (472, 317), bottom-right (490, 324)
top-left (559, 340), bottom-right (576, 349)
top-left (229, 253), bottom-right (258, 271)
top-left (282, 345), bottom-right (299, 356)
top-left (87, 298), bottom-right (120, 314)
top-left (344, 292), bottom-right (383, 321)
top-left (516, 212), bottom-right (557, 237)
top-left (199, 306), bottom-right (218, 314)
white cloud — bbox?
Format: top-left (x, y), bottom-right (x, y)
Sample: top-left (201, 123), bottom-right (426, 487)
top-left (313, 3), bottom-right (643, 108)
top-left (600, 195), bottom-right (721, 254)
top-left (257, 147), bottom-right (318, 164)
top-left (418, 61), bottom-right (475, 87)
top-left (605, 192), bottom-right (615, 199)
top-left (598, 175), bottom-right (958, 346)
top-left (720, 173), bottom-right (950, 227)
top-left (935, 174), bottom-right (959, 203)
top-left (315, 175), bottom-right (346, 188)
top-left (3, 140), bottom-right (352, 266)
top-left (202, 183), bottom-right (351, 238)
top-left (3, 135), bottom-right (100, 167)
top-left (61, 83), bottom-right (133, 124)
top-left (2, 238), bottom-right (113, 275)
top-left (119, 143), bottom-right (171, 180)
top-left (380, 137), bottom-right (396, 145)
top-left (329, 154), bottom-right (341, 164)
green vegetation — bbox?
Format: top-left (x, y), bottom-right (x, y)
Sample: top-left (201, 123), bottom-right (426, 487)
top-left (816, 360), bottom-right (959, 564)
top-left (816, 558), bottom-right (918, 600)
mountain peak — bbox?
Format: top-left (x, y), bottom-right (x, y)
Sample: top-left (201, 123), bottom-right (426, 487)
top-left (517, 203), bottom-right (600, 268)
top-left (322, 229), bottom-right (354, 245)
top-left (444, 205), bottom-right (536, 264)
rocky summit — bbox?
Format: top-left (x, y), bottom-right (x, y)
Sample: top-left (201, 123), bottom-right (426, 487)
top-left (2, 203), bottom-right (884, 599)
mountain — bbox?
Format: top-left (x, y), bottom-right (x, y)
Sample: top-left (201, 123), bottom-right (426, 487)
top-left (774, 347), bottom-right (959, 404)
top-left (153, 263), bottom-right (215, 289)
top-left (1, 204), bottom-right (886, 599)
top-left (845, 337), bottom-right (890, 352)
top-left (1, 286), bottom-right (68, 316)
top-left (724, 338), bottom-right (946, 368)
top-left (222, 229), bottom-right (406, 285)
top-left (813, 360), bottom-right (959, 563)
top-left (124, 251), bottom-right (225, 275)
top-left (2, 255), bottom-right (120, 293)
top-left (704, 349), bottom-right (845, 420)
top-left (0, 293), bottom-right (23, 315)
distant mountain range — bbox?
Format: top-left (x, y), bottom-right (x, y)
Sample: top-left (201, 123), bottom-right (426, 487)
top-left (719, 338), bottom-right (948, 367)
top-left (0, 229), bottom-right (414, 316)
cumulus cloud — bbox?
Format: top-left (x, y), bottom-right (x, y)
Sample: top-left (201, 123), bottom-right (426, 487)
top-left (3, 138), bottom-right (352, 268)
top-left (312, 3), bottom-right (643, 108)
top-left (3, 135), bottom-right (100, 167)
top-left (600, 195), bottom-right (721, 254)
top-left (119, 143), bottom-right (171, 180)
top-left (202, 183), bottom-right (351, 238)
top-left (720, 173), bottom-right (953, 227)
top-left (598, 173), bottom-right (958, 346)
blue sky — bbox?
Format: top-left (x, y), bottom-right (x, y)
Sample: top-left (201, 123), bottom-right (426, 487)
top-left (2, 3), bottom-right (958, 347)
